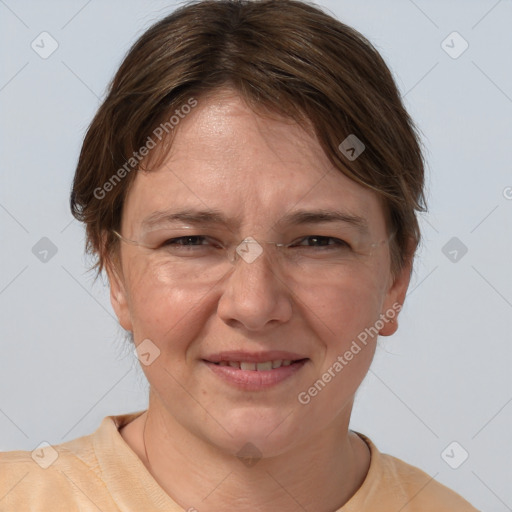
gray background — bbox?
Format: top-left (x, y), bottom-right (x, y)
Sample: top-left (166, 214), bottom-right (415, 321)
top-left (1, 0), bottom-right (511, 509)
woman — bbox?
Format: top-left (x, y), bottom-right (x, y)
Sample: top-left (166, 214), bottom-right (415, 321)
top-left (0, 0), bottom-right (479, 510)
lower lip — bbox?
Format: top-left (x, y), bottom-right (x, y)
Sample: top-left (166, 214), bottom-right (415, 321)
top-left (203, 360), bottom-right (308, 390)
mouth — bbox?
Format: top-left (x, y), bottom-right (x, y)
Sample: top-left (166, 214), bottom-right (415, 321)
top-left (209, 359), bottom-right (307, 370)
top-left (202, 354), bottom-right (309, 390)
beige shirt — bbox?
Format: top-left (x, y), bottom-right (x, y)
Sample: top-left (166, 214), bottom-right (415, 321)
top-left (0, 411), bottom-right (479, 511)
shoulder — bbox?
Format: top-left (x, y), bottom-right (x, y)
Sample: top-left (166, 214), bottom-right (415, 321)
top-left (352, 433), bottom-right (480, 511)
top-left (379, 452), bottom-right (478, 510)
top-left (1, 449), bottom-right (75, 510)
top-left (0, 419), bottom-right (119, 511)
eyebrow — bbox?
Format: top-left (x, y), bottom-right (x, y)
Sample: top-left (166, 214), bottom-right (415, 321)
top-left (140, 207), bottom-right (369, 234)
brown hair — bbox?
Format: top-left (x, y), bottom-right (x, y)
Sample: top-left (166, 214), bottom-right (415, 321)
top-left (70, 0), bottom-right (426, 280)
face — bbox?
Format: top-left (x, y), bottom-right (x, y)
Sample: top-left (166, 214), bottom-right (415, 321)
top-left (107, 88), bottom-right (412, 457)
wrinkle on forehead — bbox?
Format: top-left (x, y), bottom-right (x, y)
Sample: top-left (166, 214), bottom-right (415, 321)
top-left (122, 89), bottom-right (387, 244)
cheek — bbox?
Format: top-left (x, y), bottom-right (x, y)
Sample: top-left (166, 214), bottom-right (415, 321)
top-left (294, 270), bottom-right (385, 421)
top-left (125, 259), bottom-right (208, 351)
top-left (301, 262), bottom-right (388, 340)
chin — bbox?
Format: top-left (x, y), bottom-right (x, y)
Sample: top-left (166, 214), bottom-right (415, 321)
top-left (204, 405), bottom-right (308, 459)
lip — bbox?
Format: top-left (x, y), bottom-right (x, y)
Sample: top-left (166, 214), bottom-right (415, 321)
top-left (204, 350), bottom-right (307, 363)
top-left (202, 351), bottom-right (309, 391)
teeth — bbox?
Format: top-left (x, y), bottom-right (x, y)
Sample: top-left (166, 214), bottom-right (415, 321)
top-left (215, 359), bottom-right (296, 370)
top-left (256, 361), bottom-right (273, 371)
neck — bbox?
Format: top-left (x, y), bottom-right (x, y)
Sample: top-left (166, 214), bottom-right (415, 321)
top-left (122, 395), bottom-right (370, 512)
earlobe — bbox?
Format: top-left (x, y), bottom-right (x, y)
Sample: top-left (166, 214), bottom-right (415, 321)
top-left (378, 270), bottom-right (409, 337)
top-left (379, 312), bottom-right (399, 336)
top-left (379, 237), bottom-right (416, 337)
top-left (105, 258), bottom-right (133, 332)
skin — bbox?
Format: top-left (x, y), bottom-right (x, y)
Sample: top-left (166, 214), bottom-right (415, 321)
top-left (107, 88), bottom-right (414, 511)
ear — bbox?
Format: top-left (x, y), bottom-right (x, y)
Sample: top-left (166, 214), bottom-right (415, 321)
top-left (104, 249), bottom-right (133, 333)
top-left (379, 237), bottom-right (416, 337)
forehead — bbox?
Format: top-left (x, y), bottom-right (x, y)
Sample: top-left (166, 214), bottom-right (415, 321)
top-left (122, 90), bottom-right (387, 236)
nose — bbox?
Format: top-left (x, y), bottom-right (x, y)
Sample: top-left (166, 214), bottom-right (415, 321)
top-left (216, 238), bottom-right (293, 331)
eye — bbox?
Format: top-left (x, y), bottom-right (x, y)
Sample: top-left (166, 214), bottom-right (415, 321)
top-left (162, 236), bottom-right (210, 247)
top-left (160, 236), bottom-right (224, 252)
top-left (293, 236), bottom-right (350, 249)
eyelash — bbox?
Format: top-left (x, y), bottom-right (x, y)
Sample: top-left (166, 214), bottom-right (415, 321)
top-left (161, 235), bottom-right (350, 250)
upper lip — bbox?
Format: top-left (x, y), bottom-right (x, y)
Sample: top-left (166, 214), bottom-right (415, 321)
top-left (204, 351), bottom-right (308, 363)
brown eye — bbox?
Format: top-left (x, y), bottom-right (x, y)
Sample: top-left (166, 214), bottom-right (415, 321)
top-left (293, 236), bottom-right (350, 249)
top-left (162, 236), bottom-right (209, 246)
